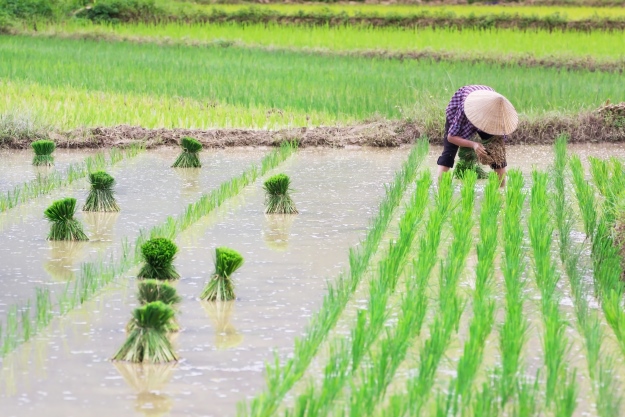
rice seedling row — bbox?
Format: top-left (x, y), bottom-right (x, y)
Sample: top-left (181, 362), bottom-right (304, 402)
top-left (553, 135), bottom-right (622, 416)
top-left (0, 143), bottom-right (143, 213)
top-left (435, 172), bottom-right (502, 415)
top-left (0, 142), bottom-right (297, 358)
top-left (528, 169), bottom-right (578, 415)
top-left (282, 166), bottom-right (433, 417)
top-left (379, 170), bottom-right (477, 416)
top-left (1, 35), bottom-right (623, 132)
top-left (239, 140), bottom-right (429, 417)
top-left (331, 169), bottom-right (454, 417)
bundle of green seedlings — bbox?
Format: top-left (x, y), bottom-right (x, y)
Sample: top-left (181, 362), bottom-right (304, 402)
top-left (553, 137), bottom-right (622, 415)
top-left (83, 170), bottom-right (120, 212)
top-left (1, 142), bottom-right (298, 360)
top-left (340, 172), bottom-right (456, 417)
top-left (172, 136), bottom-right (202, 168)
top-left (454, 146), bottom-right (488, 180)
top-left (384, 170), bottom-right (476, 417)
top-left (137, 238), bottom-right (180, 280)
top-left (263, 173), bottom-right (298, 214)
top-left (528, 170), bottom-right (577, 415)
top-left (201, 247), bottom-right (244, 301)
top-left (286, 171), bottom-right (435, 417)
top-left (240, 139), bottom-right (429, 417)
top-left (44, 197), bottom-right (89, 241)
top-left (31, 139), bottom-right (55, 166)
top-left (128, 280), bottom-right (182, 332)
top-left (438, 172), bottom-right (501, 416)
top-left (113, 301), bottom-right (178, 363)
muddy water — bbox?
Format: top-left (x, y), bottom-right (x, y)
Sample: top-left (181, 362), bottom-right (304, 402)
top-left (0, 148), bottom-right (264, 315)
top-left (0, 148), bottom-right (406, 417)
top-left (0, 149), bottom-right (96, 194)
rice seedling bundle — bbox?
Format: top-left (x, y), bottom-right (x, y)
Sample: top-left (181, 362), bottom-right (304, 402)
top-left (263, 173), bottom-right (297, 214)
top-left (137, 238), bottom-right (180, 281)
top-left (477, 136), bottom-right (506, 167)
top-left (172, 136), bottom-right (202, 168)
top-left (31, 139), bottom-right (55, 166)
top-left (44, 197), bottom-right (89, 241)
top-left (83, 170), bottom-right (120, 212)
top-left (201, 247), bottom-right (244, 301)
top-left (454, 147), bottom-right (488, 180)
top-left (113, 301), bottom-right (178, 363)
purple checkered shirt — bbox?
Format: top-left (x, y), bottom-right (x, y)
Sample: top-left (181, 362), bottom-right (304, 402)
top-left (446, 85), bottom-right (494, 140)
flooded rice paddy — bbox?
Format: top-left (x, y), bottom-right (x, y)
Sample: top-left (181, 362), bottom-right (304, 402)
top-left (0, 143), bottom-right (624, 416)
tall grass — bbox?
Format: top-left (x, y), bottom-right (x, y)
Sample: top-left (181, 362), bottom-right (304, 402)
top-left (284, 169), bottom-right (434, 417)
top-left (528, 170), bottom-right (577, 415)
top-left (553, 135), bottom-right (622, 417)
top-left (0, 143), bottom-right (144, 213)
top-left (382, 170), bottom-right (477, 417)
top-left (0, 142), bottom-right (297, 359)
top-left (0, 36), bottom-right (623, 130)
top-left (238, 140), bottom-right (429, 417)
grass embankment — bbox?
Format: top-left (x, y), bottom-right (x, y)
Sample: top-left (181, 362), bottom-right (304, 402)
top-left (0, 35), bottom-right (623, 145)
top-left (26, 21), bottom-right (625, 72)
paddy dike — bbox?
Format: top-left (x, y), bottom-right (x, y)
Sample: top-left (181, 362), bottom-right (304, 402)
top-left (4, 112), bottom-right (622, 150)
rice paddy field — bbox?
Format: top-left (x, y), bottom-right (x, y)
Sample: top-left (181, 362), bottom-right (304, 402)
top-left (2, 1), bottom-right (625, 416)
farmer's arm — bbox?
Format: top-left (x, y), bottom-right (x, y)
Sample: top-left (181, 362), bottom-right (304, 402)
top-left (447, 135), bottom-right (488, 158)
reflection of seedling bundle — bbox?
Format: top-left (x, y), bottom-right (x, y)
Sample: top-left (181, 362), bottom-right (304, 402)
top-left (31, 140), bottom-right (55, 166)
top-left (114, 362), bottom-right (175, 417)
top-left (263, 173), bottom-right (298, 214)
top-left (83, 171), bottom-right (120, 212)
top-left (201, 301), bottom-right (244, 349)
top-left (172, 137), bottom-right (202, 168)
top-left (263, 214), bottom-right (295, 252)
top-left (113, 301), bottom-right (178, 363)
top-left (44, 240), bottom-right (87, 281)
top-left (138, 238), bottom-right (180, 280)
top-left (200, 247), bottom-right (244, 301)
top-left (44, 198), bottom-right (89, 241)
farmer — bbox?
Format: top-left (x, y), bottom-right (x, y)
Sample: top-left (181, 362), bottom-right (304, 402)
top-left (437, 85), bottom-right (518, 186)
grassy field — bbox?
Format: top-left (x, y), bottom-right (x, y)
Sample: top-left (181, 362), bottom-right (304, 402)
top-left (1, 35), bottom-right (622, 131)
top-left (34, 21), bottom-right (625, 62)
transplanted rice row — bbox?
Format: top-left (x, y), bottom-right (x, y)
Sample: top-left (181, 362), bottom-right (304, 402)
top-left (380, 170), bottom-right (476, 416)
top-left (339, 169), bottom-right (454, 417)
top-left (283, 168), bottom-right (433, 417)
top-left (553, 136), bottom-right (622, 416)
top-left (0, 142), bottom-right (297, 358)
top-left (0, 143), bottom-right (144, 213)
top-left (529, 170), bottom-right (578, 416)
top-left (239, 139), bottom-right (429, 417)
top-left (437, 171), bottom-right (502, 416)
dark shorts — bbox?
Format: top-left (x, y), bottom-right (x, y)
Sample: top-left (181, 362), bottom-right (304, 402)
top-left (436, 121), bottom-right (507, 170)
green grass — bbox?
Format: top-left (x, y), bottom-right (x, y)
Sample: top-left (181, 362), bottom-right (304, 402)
top-left (0, 35), bottom-right (623, 132)
top-left (36, 21), bottom-right (625, 62)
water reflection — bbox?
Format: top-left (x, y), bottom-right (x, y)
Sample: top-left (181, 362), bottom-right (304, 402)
top-left (114, 363), bottom-right (175, 417)
top-left (201, 301), bottom-right (244, 350)
top-left (262, 214), bottom-right (296, 252)
top-left (43, 240), bottom-right (88, 281)
top-left (173, 167), bottom-right (201, 199)
top-left (83, 212), bottom-right (119, 248)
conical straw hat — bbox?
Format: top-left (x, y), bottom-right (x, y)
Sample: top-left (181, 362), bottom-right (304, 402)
top-left (464, 90), bottom-right (519, 135)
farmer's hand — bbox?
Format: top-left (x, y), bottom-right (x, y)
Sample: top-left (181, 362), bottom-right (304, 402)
top-left (472, 142), bottom-right (488, 158)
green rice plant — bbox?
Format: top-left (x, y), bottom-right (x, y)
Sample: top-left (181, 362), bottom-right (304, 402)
top-left (31, 139), bottom-right (55, 166)
top-left (172, 136), bottom-right (202, 168)
top-left (529, 170), bottom-right (577, 411)
top-left (381, 171), bottom-right (476, 417)
top-left (137, 238), bottom-right (180, 281)
top-left (263, 173), bottom-right (297, 214)
top-left (453, 147), bottom-right (488, 180)
top-left (35, 287), bottom-right (53, 330)
top-left (20, 303), bottom-right (31, 343)
top-left (240, 140), bottom-right (428, 417)
top-left (83, 170), bottom-right (120, 212)
top-left (112, 301), bottom-right (178, 363)
top-left (44, 197), bottom-right (89, 241)
top-left (137, 280), bottom-right (181, 306)
top-left (200, 247), bottom-right (244, 301)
